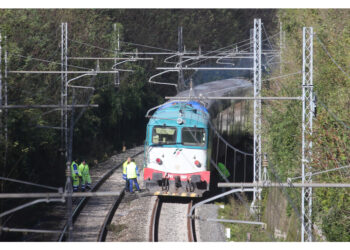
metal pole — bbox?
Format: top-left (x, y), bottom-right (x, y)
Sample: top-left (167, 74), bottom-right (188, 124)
top-left (178, 26), bottom-right (184, 92)
top-left (113, 23), bottom-right (120, 86)
top-left (0, 191), bottom-right (122, 199)
top-left (188, 188), bottom-right (255, 218)
top-left (166, 96), bottom-right (302, 101)
top-left (0, 227), bottom-right (64, 234)
top-left (0, 198), bottom-right (64, 218)
top-left (0, 176), bottom-right (61, 191)
top-left (69, 57), bottom-right (153, 60)
top-left (65, 161), bottom-right (72, 241)
top-left (4, 36), bottom-right (8, 181)
top-left (9, 70), bottom-right (132, 74)
top-left (0, 32), bottom-right (3, 199)
top-left (61, 22), bottom-right (73, 242)
top-left (0, 32), bottom-right (2, 110)
top-left (253, 18), bottom-right (262, 217)
top-left (233, 151), bottom-right (237, 181)
top-left (280, 22), bottom-right (283, 74)
top-left (68, 89), bottom-right (75, 163)
top-left (60, 23), bottom-right (64, 159)
top-left (1, 104), bottom-right (98, 109)
top-left (64, 23), bottom-right (68, 165)
top-left (218, 182), bottom-right (350, 188)
top-left (157, 67), bottom-right (253, 71)
top-left (202, 218), bottom-right (266, 226)
top-left (301, 27), bottom-right (314, 242)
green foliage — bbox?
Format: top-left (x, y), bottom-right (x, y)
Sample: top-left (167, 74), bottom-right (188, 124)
top-left (218, 197), bottom-right (272, 242)
top-left (0, 9), bottom-right (277, 193)
top-left (264, 9), bottom-right (350, 241)
top-left (322, 206), bottom-right (350, 241)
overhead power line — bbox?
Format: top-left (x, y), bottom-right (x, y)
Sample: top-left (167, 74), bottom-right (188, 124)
top-left (119, 40), bottom-right (176, 52)
top-left (262, 71), bottom-right (302, 82)
top-left (0, 176), bottom-right (60, 191)
top-left (318, 98), bottom-right (350, 130)
top-left (11, 53), bottom-right (92, 71)
top-left (69, 38), bottom-right (176, 54)
top-left (289, 165), bottom-right (350, 181)
top-left (315, 35), bottom-right (350, 80)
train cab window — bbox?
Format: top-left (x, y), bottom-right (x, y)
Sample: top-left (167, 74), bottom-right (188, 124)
top-left (182, 127), bottom-right (206, 147)
top-left (152, 126), bottom-right (177, 145)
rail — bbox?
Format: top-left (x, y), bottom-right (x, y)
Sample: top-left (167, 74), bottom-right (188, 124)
top-left (97, 189), bottom-right (126, 241)
top-left (58, 149), bottom-right (144, 241)
top-left (149, 197), bottom-right (196, 242)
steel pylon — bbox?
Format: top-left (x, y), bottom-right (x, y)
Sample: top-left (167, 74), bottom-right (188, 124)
top-left (252, 18), bottom-right (262, 219)
top-left (301, 27), bottom-right (314, 242)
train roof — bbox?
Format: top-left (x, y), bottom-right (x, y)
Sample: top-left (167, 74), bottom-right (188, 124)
top-left (148, 101), bottom-right (209, 128)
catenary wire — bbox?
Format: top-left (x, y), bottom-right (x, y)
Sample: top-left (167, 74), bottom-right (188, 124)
top-left (315, 35), bottom-right (350, 80)
top-left (119, 40), bottom-right (176, 52)
top-left (10, 53), bottom-right (93, 71)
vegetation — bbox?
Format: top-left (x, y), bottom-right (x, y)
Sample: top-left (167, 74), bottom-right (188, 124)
top-left (264, 9), bottom-right (350, 241)
top-left (218, 196), bottom-right (272, 242)
top-left (0, 9), bottom-right (276, 235)
top-left (0, 9), bottom-right (348, 242)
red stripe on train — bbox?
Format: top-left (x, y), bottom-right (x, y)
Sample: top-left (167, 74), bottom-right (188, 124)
top-left (143, 168), bottom-right (210, 183)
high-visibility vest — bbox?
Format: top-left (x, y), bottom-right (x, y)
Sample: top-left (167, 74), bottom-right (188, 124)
top-left (122, 160), bottom-right (128, 175)
top-left (126, 162), bottom-right (137, 179)
top-left (71, 161), bottom-right (79, 177)
top-left (79, 163), bottom-right (90, 177)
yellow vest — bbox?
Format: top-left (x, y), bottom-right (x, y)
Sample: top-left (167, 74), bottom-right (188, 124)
top-left (79, 163), bottom-right (89, 177)
top-left (126, 162), bottom-right (137, 179)
top-left (123, 160), bottom-right (129, 175)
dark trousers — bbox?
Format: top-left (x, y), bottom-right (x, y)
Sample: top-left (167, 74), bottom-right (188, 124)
top-left (129, 178), bottom-right (140, 192)
top-left (125, 179), bottom-right (130, 191)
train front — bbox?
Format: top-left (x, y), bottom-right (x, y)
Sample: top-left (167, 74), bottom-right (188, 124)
top-left (143, 101), bottom-right (210, 197)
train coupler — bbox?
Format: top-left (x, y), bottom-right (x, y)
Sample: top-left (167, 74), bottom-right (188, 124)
top-left (161, 177), bottom-right (169, 191)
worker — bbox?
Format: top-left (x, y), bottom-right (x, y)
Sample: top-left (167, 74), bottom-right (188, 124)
top-left (126, 159), bottom-right (141, 193)
top-left (71, 160), bottom-right (80, 192)
top-left (122, 157), bottom-right (131, 191)
top-left (79, 160), bottom-right (92, 191)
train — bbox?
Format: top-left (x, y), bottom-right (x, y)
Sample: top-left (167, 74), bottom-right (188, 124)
top-left (143, 100), bottom-right (211, 197)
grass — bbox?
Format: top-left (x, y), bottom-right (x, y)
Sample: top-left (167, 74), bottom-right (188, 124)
top-left (108, 223), bottom-right (127, 236)
top-left (217, 196), bottom-right (273, 242)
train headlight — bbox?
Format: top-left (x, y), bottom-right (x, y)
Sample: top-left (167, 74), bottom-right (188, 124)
top-left (177, 118), bottom-right (184, 124)
top-left (194, 160), bottom-right (201, 168)
top-left (156, 158), bottom-right (163, 165)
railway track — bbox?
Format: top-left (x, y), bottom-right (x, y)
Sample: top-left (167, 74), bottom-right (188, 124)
top-left (149, 197), bottom-right (196, 242)
top-left (58, 146), bottom-right (144, 242)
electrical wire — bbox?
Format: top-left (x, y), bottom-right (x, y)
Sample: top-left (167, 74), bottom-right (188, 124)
top-left (10, 53), bottom-right (93, 71)
top-left (0, 176), bottom-right (60, 191)
top-left (186, 32), bottom-right (280, 68)
top-left (262, 71), bottom-right (302, 82)
top-left (315, 35), bottom-right (350, 80)
top-left (183, 39), bottom-right (253, 67)
top-left (289, 165), bottom-right (350, 181)
top-left (318, 98), bottom-right (350, 130)
top-left (69, 38), bottom-right (176, 54)
top-left (119, 40), bottom-right (176, 52)
top-left (68, 38), bottom-right (114, 53)
top-left (262, 23), bottom-right (274, 50)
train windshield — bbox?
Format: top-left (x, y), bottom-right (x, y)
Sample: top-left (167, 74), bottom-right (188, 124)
top-left (182, 127), bottom-right (206, 147)
top-left (152, 126), bottom-right (177, 145)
